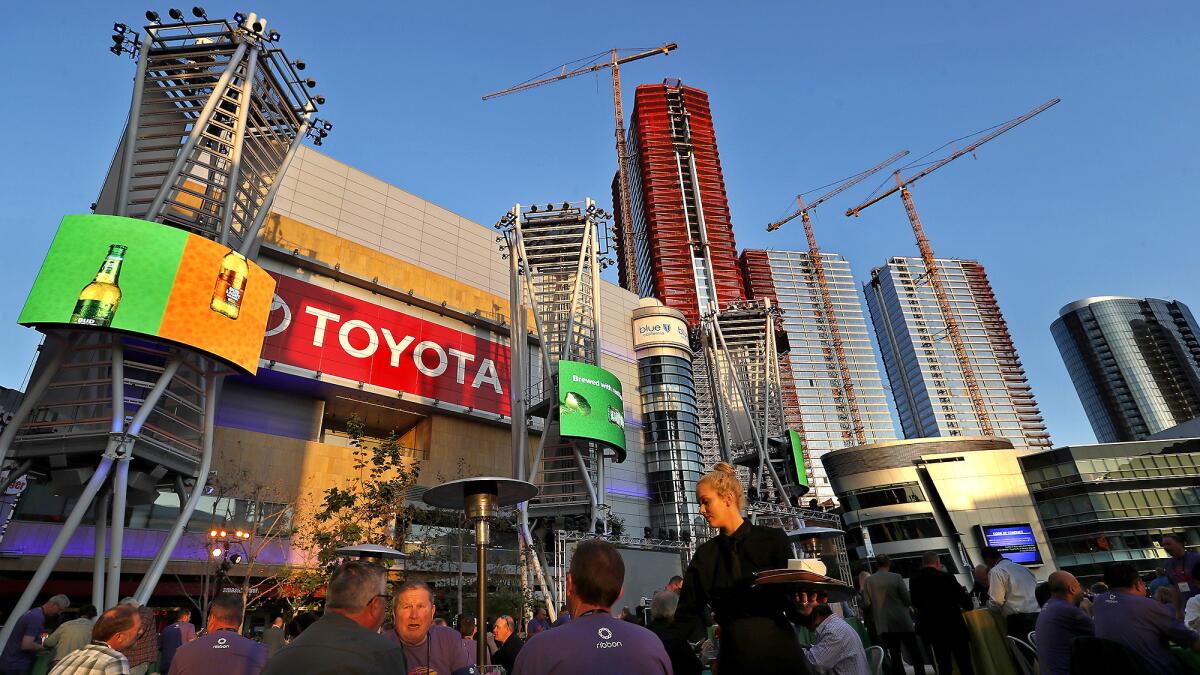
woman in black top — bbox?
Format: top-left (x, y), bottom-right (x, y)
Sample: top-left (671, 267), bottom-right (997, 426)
top-left (676, 463), bottom-right (809, 675)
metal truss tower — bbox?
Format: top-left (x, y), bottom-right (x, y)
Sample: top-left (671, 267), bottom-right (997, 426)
top-left (697, 299), bottom-right (807, 505)
top-left (0, 11), bottom-right (320, 647)
top-left (496, 200), bottom-right (613, 619)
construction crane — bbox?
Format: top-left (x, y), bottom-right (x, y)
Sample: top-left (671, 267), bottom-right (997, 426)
top-left (483, 43), bottom-right (678, 292)
top-left (846, 97), bottom-right (1060, 437)
top-left (766, 150), bottom-right (909, 445)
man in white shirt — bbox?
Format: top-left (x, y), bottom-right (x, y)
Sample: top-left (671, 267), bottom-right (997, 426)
top-left (49, 605), bottom-right (141, 675)
top-left (982, 546), bottom-right (1040, 638)
top-left (797, 601), bottom-right (869, 675)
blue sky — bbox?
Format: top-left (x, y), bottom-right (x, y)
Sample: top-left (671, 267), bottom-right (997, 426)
top-left (1, 1), bottom-right (1196, 446)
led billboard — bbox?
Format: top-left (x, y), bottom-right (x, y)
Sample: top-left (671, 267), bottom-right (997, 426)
top-left (978, 523), bottom-right (1043, 565)
top-left (18, 214), bottom-right (274, 373)
top-left (261, 273), bottom-right (511, 416)
top-left (788, 429), bottom-right (809, 488)
top-left (558, 360), bottom-right (626, 460)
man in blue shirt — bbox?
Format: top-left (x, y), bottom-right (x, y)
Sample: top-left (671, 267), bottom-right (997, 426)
top-left (1035, 570), bottom-right (1093, 675)
top-left (513, 539), bottom-right (671, 674)
top-left (0, 595), bottom-right (69, 675)
top-left (1162, 534), bottom-right (1200, 605)
top-left (168, 594), bottom-right (266, 675)
top-left (1093, 562), bottom-right (1200, 675)
top-left (798, 603), bottom-right (868, 675)
top-left (158, 608), bottom-right (196, 675)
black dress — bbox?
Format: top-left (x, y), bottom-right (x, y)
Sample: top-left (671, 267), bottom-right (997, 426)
top-left (676, 521), bottom-right (809, 675)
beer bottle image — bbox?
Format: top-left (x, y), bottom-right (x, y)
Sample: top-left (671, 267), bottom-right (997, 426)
top-left (210, 250), bottom-right (249, 319)
top-left (70, 244), bottom-right (127, 327)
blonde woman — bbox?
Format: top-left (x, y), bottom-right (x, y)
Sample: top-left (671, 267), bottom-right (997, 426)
top-left (675, 463), bottom-right (809, 675)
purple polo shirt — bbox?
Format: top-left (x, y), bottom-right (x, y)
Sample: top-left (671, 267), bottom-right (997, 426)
top-left (382, 624), bottom-right (473, 675)
top-left (0, 607), bottom-right (45, 670)
top-left (512, 612), bottom-right (671, 675)
top-left (1035, 597), bottom-right (1094, 675)
top-left (1165, 551), bottom-right (1200, 603)
top-left (167, 630), bottom-right (266, 675)
top-left (1093, 590), bottom-right (1200, 675)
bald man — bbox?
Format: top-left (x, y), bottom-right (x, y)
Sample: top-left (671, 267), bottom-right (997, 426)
top-left (1034, 570), bottom-right (1094, 675)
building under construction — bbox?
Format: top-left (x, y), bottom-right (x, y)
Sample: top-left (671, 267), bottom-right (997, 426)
top-left (741, 249), bottom-right (896, 503)
top-left (866, 257), bottom-right (1051, 450)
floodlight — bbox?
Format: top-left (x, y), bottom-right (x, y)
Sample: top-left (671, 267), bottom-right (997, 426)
top-left (168, 8), bottom-right (184, 20)
top-left (209, 529), bottom-right (218, 537)
top-left (114, 23), bottom-right (127, 33)
top-left (210, 547), bottom-right (223, 557)
top-left (304, 78), bottom-right (316, 88)
top-left (323, 121), bottom-right (333, 131)
top-left (191, 6), bottom-right (206, 18)
top-left (314, 95), bottom-right (326, 105)
top-left (293, 59), bottom-right (306, 70)
top-left (546, 204), bottom-right (553, 210)
top-left (219, 530), bottom-right (227, 537)
top-left (229, 553), bottom-right (243, 564)
top-left (268, 30), bottom-right (280, 41)
top-left (562, 202), bottom-right (569, 209)
top-left (145, 11), bottom-right (160, 22)
top-left (233, 11), bottom-right (245, 24)
top-left (112, 34), bottom-right (124, 45)
top-left (529, 205), bottom-right (538, 212)
top-left (251, 20), bottom-right (262, 32)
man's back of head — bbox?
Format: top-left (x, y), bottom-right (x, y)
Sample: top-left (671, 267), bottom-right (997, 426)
top-left (208, 594), bottom-right (245, 631)
top-left (1103, 562), bottom-right (1142, 591)
top-left (981, 546), bottom-right (1003, 566)
top-left (874, 554), bottom-right (891, 571)
top-left (569, 539), bottom-right (625, 609)
top-left (326, 561), bottom-right (388, 631)
top-left (93, 605), bottom-right (141, 650)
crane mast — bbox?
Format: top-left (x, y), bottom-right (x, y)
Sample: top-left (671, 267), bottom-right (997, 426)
top-left (767, 150), bottom-right (908, 445)
top-left (845, 98), bottom-right (1060, 438)
top-left (484, 43), bottom-right (678, 291)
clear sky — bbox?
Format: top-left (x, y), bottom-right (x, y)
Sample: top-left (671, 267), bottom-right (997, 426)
top-left (1, 1), bottom-right (1196, 447)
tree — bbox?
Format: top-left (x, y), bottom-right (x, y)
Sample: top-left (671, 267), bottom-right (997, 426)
top-left (294, 413), bottom-right (422, 568)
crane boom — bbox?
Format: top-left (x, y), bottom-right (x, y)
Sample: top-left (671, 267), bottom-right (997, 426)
top-left (845, 97), bottom-right (1060, 216)
top-left (482, 43), bottom-right (678, 100)
top-left (766, 150), bottom-right (909, 232)
top-left (482, 43), bottom-right (678, 291)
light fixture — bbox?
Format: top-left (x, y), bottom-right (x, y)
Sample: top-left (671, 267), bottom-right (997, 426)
top-left (210, 547), bottom-right (223, 558)
top-left (323, 121), bottom-right (333, 131)
top-left (268, 29), bottom-right (280, 41)
top-left (145, 10), bottom-right (160, 22)
top-left (168, 8), bottom-right (184, 20)
top-left (208, 529), bottom-right (217, 537)
top-left (233, 11), bottom-right (246, 24)
top-left (219, 530), bottom-right (227, 537)
top-left (304, 77), bottom-right (316, 88)
top-left (229, 552), bottom-right (243, 564)
top-left (191, 6), bottom-right (207, 18)
top-left (113, 23), bottom-right (127, 33)
top-left (251, 20), bottom-right (262, 32)
top-left (314, 95), bottom-right (326, 105)
top-left (293, 59), bottom-right (306, 70)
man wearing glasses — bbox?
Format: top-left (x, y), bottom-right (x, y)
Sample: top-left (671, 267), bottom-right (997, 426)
top-left (48, 605), bottom-right (141, 675)
top-left (383, 581), bottom-right (477, 675)
top-left (167, 595), bottom-right (265, 675)
top-left (260, 561), bottom-right (407, 675)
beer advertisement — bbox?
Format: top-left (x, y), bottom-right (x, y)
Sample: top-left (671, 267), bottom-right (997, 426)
top-left (557, 359), bottom-right (627, 459)
top-left (18, 214), bottom-right (274, 373)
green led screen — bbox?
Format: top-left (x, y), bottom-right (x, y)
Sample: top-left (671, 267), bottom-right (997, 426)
top-left (558, 360), bottom-right (627, 460)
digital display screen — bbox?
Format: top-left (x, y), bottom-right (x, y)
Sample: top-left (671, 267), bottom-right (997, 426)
top-left (18, 214), bottom-right (274, 374)
top-left (979, 523), bottom-right (1043, 565)
top-left (789, 429), bottom-right (809, 488)
top-left (558, 360), bottom-right (627, 460)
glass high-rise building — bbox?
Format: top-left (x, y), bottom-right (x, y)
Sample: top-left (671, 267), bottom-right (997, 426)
top-left (865, 257), bottom-right (1051, 450)
top-left (742, 249), bottom-right (897, 502)
top-left (1051, 297), bottom-right (1200, 443)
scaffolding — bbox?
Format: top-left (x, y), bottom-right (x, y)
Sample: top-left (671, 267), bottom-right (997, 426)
top-left (0, 11), bottom-right (318, 650)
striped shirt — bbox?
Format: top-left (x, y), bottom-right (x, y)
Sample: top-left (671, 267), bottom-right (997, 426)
top-left (48, 642), bottom-right (131, 675)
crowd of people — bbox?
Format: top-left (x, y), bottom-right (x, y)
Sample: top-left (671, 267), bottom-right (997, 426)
top-left (1, 465), bottom-right (1198, 674)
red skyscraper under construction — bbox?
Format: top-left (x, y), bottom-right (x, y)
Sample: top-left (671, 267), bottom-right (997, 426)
top-left (613, 79), bottom-right (744, 326)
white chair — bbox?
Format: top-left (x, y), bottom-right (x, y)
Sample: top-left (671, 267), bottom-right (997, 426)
top-left (866, 645), bottom-right (885, 675)
top-left (1005, 635), bottom-right (1037, 675)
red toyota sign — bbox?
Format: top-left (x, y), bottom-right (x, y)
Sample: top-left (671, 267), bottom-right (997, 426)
top-left (262, 274), bottom-right (511, 416)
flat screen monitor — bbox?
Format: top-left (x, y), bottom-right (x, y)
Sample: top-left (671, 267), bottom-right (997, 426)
top-left (978, 523), bottom-right (1043, 565)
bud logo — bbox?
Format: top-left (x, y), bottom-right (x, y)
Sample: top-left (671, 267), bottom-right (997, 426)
top-left (262, 274), bottom-right (511, 416)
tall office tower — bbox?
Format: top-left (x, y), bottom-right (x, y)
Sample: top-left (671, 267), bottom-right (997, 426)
top-left (613, 79), bottom-right (744, 326)
top-left (742, 249), bottom-right (897, 502)
top-left (1052, 297), bottom-right (1200, 442)
top-left (865, 257), bottom-right (1051, 450)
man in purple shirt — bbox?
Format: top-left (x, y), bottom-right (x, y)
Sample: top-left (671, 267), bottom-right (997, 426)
top-left (383, 581), bottom-right (475, 675)
top-left (1093, 562), bottom-right (1200, 675)
top-left (0, 594), bottom-right (69, 675)
top-left (1035, 570), bottom-right (1093, 675)
top-left (527, 608), bottom-right (551, 636)
top-left (1162, 534), bottom-right (1200, 605)
top-left (158, 608), bottom-right (196, 675)
top-left (513, 539), bottom-right (671, 675)
top-left (168, 595), bottom-right (266, 675)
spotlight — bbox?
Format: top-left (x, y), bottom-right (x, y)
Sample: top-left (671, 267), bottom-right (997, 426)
top-left (318, 129), bottom-right (328, 138)
top-left (251, 20), bottom-right (262, 32)
top-left (229, 552), bottom-right (243, 564)
top-left (546, 203), bottom-right (553, 210)
top-left (145, 10), bottom-right (160, 22)
top-left (112, 34), bottom-right (124, 45)
top-left (219, 530), bottom-right (227, 537)
top-left (314, 95), bottom-right (326, 105)
top-left (322, 121), bottom-right (332, 131)
top-left (192, 6), bottom-right (207, 18)
top-left (268, 30), bottom-right (280, 41)
top-left (233, 11), bottom-right (245, 24)
top-left (562, 202), bottom-right (569, 209)
top-left (168, 8), bottom-right (184, 20)
top-left (209, 529), bottom-right (218, 537)
top-left (113, 23), bottom-right (127, 33)
top-left (211, 547), bottom-right (223, 558)
top-left (529, 205), bottom-right (538, 212)
top-left (304, 78), bottom-right (316, 88)
top-left (293, 59), bottom-right (306, 70)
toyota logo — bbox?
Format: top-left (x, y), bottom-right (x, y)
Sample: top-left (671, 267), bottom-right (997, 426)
top-left (264, 293), bottom-right (292, 337)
